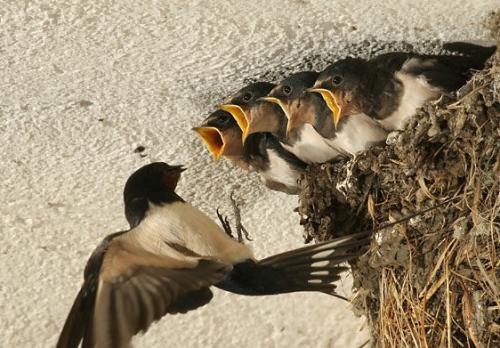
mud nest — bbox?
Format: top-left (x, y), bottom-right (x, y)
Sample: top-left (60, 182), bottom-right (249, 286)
top-left (298, 13), bottom-right (500, 347)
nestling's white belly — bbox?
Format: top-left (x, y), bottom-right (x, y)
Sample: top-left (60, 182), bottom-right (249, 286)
top-left (328, 114), bottom-right (387, 154)
top-left (262, 149), bottom-right (301, 188)
top-left (380, 65), bottom-right (440, 131)
top-left (283, 124), bottom-right (343, 163)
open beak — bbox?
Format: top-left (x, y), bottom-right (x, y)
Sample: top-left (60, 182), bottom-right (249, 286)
top-left (192, 126), bottom-right (226, 160)
top-left (307, 88), bottom-right (343, 129)
top-left (258, 96), bottom-right (294, 136)
top-left (169, 165), bottom-right (186, 173)
top-left (163, 165), bottom-right (186, 191)
top-left (219, 104), bottom-right (250, 143)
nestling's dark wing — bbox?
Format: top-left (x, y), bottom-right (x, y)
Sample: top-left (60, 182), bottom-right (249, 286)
top-left (57, 232), bottom-right (230, 348)
top-left (372, 43), bottom-right (496, 93)
top-left (370, 52), bottom-right (411, 74)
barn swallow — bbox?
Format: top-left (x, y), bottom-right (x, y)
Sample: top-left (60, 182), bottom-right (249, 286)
top-left (193, 108), bottom-right (305, 194)
top-left (219, 78), bottom-right (335, 164)
top-left (260, 71), bottom-right (387, 156)
top-left (260, 72), bottom-right (347, 163)
top-left (219, 83), bottom-right (307, 194)
top-left (193, 109), bottom-right (250, 171)
top-left (312, 41), bottom-right (496, 131)
top-left (57, 162), bottom-right (371, 347)
top-left (219, 82), bottom-right (278, 142)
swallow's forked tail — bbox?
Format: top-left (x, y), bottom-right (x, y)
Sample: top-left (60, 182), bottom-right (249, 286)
top-left (215, 231), bottom-right (371, 299)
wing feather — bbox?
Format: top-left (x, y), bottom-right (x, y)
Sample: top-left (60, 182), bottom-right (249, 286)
top-left (57, 232), bottom-right (231, 348)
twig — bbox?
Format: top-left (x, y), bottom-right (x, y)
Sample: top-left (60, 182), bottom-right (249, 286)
top-left (445, 264), bottom-right (451, 348)
top-left (447, 84), bottom-right (487, 109)
top-left (357, 339), bottom-right (371, 348)
top-left (371, 196), bottom-right (461, 235)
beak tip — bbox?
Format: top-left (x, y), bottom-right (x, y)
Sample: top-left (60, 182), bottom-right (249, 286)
top-left (172, 165), bottom-right (186, 172)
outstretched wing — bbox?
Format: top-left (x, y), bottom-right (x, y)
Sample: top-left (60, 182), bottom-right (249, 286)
top-left (57, 233), bottom-right (230, 348)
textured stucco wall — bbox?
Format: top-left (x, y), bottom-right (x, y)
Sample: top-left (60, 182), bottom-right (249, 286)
top-left (1, 1), bottom-right (497, 347)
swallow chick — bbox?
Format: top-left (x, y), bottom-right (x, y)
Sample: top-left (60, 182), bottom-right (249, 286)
top-left (219, 82), bottom-right (307, 194)
top-left (220, 82), bottom-right (282, 142)
top-left (193, 109), bottom-right (250, 171)
top-left (262, 71), bottom-right (387, 160)
top-left (312, 41), bottom-right (496, 131)
top-left (193, 108), bottom-right (304, 194)
top-left (57, 162), bottom-right (370, 347)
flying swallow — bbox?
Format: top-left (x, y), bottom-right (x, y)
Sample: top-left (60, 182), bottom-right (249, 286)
top-left (57, 162), bottom-right (370, 347)
top-left (312, 41), bottom-right (496, 131)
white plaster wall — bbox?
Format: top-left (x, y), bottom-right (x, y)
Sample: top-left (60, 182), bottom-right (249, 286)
top-left (0, 1), bottom-right (497, 347)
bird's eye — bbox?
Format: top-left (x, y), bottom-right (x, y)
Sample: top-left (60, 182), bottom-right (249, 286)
top-left (242, 93), bottom-right (252, 101)
top-left (282, 85), bottom-right (292, 95)
top-left (332, 76), bottom-right (343, 85)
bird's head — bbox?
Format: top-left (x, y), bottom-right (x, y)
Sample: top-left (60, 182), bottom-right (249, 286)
top-left (193, 109), bottom-right (244, 161)
top-left (309, 58), bottom-right (366, 129)
top-left (123, 162), bottom-right (185, 227)
top-left (219, 82), bottom-right (277, 142)
top-left (259, 71), bottom-right (320, 137)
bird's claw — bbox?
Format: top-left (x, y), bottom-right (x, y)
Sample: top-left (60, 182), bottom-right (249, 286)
top-left (216, 208), bottom-right (234, 239)
top-left (229, 191), bottom-right (252, 243)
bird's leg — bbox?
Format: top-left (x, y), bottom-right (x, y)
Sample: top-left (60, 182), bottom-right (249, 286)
top-left (216, 208), bottom-right (235, 239)
top-left (229, 191), bottom-right (252, 243)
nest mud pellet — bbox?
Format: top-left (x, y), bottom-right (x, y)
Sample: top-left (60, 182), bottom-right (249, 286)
top-left (298, 11), bottom-right (500, 347)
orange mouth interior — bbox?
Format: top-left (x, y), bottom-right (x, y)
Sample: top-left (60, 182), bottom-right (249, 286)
top-left (193, 127), bottom-right (225, 160)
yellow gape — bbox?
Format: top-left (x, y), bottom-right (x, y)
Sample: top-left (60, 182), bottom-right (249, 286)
top-left (219, 104), bottom-right (249, 143)
top-left (308, 88), bottom-right (342, 129)
top-left (192, 126), bottom-right (225, 160)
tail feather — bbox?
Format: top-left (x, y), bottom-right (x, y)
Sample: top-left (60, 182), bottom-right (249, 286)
top-left (266, 253), bottom-right (360, 270)
top-left (259, 232), bottom-right (370, 296)
top-left (215, 232), bottom-right (370, 298)
top-left (215, 200), bottom-right (459, 298)
top-left (259, 231), bottom-right (370, 266)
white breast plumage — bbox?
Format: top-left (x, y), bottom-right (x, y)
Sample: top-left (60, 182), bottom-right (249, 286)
top-left (380, 58), bottom-right (441, 131)
top-left (130, 202), bottom-right (253, 264)
top-left (262, 149), bottom-right (301, 188)
top-left (327, 114), bottom-right (387, 154)
top-left (283, 124), bottom-right (343, 163)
